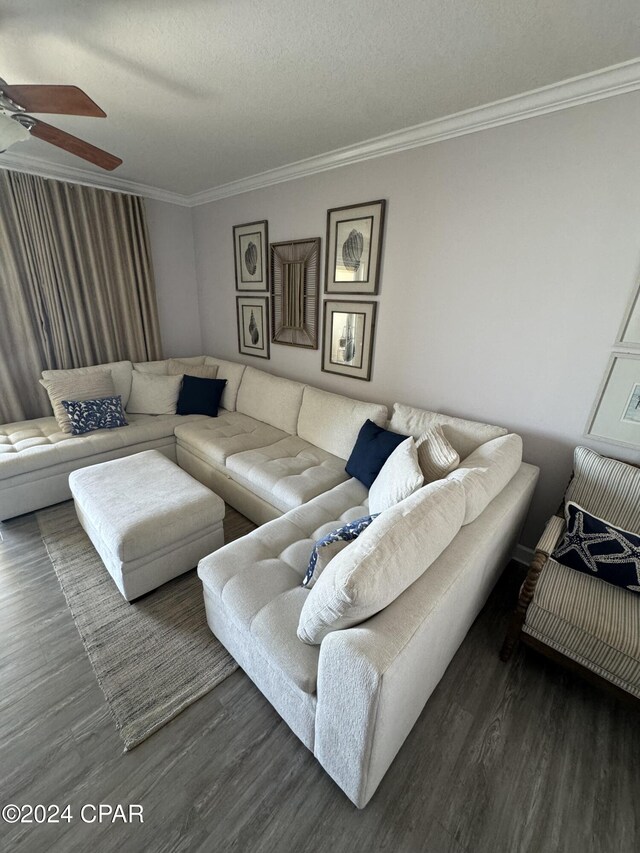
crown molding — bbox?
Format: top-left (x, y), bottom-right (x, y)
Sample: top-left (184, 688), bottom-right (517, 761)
top-left (187, 57), bottom-right (640, 205)
top-left (2, 57), bottom-right (640, 207)
top-left (0, 150), bottom-right (191, 206)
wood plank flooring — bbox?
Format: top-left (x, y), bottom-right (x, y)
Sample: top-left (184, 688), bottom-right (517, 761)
top-left (0, 508), bottom-right (638, 853)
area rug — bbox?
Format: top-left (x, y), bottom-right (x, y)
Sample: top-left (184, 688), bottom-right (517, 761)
top-left (37, 501), bottom-right (255, 751)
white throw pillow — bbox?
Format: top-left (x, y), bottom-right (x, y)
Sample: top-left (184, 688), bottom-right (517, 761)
top-left (415, 425), bottom-right (460, 483)
top-left (446, 433), bottom-right (523, 524)
top-left (368, 437), bottom-right (424, 514)
top-left (297, 478), bottom-right (466, 644)
top-left (126, 371), bottom-right (182, 415)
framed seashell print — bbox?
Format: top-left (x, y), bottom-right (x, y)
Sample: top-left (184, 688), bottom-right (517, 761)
top-left (234, 220), bottom-right (269, 291)
top-left (325, 200), bottom-right (386, 295)
top-left (322, 299), bottom-right (377, 381)
top-left (236, 296), bottom-right (270, 359)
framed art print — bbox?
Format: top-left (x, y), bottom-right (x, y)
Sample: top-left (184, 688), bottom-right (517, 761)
top-left (322, 299), bottom-right (377, 381)
top-left (234, 220), bottom-right (269, 291)
top-left (236, 296), bottom-right (270, 359)
top-left (325, 200), bottom-right (386, 294)
top-left (586, 352), bottom-right (640, 448)
top-left (270, 237), bottom-right (320, 348)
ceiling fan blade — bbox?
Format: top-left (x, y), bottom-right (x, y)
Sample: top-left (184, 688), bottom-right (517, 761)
top-left (2, 85), bottom-right (106, 117)
top-left (29, 119), bottom-right (122, 171)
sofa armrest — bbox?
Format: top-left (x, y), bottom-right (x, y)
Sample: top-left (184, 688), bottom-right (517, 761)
top-left (499, 513), bottom-right (565, 661)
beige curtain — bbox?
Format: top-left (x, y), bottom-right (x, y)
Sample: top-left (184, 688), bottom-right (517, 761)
top-left (0, 170), bottom-right (162, 423)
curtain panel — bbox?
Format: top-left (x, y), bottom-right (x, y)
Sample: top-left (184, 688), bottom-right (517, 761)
top-left (0, 170), bottom-right (162, 423)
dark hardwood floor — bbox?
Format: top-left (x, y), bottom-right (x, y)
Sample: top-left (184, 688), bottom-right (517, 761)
top-left (0, 510), bottom-right (638, 853)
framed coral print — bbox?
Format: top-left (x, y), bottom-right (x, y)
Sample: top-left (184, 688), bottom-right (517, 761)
top-left (586, 352), bottom-right (640, 448)
top-left (234, 220), bottom-right (269, 291)
top-left (322, 299), bottom-right (377, 381)
top-left (325, 200), bottom-right (386, 295)
top-left (236, 296), bottom-right (270, 359)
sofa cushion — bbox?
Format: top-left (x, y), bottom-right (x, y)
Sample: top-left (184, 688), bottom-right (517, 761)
top-left (62, 395), bottom-right (128, 435)
top-left (389, 402), bottom-right (508, 460)
top-left (174, 411), bottom-right (287, 466)
top-left (565, 446), bottom-right (640, 534)
top-left (524, 558), bottom-right (640, 698)
top-left (346, 420), bottom-right (408, 488)
top-left (168, 358), bottom-right (219, 380)
top-left (225, 435), bottom-right (350, 513)
top-left (236, 366), bottom-right (304, 435)
top-left (40, 370), bottom-right (116, 434)
top-left (552, 501), bottom-right (640, 595)
top-left (126, 371), bottom-right (182, 415)
top-left (203, 357), bottom-right (246, 412)
top-left (132, 359), bottom-right (169, 374)
top-left (297, 478), bottom-right (466, 644)
top-left (415, 425), bottom-right (460, 483)
top-left (177, 376), bottom-right (226, 417)
top-left (297, 386), bottom-right (388, 460)
top-left (42, 360), bottom-right (133, 409)
top-left (446, 434), bottom-right (523, 525)
top-left (368, 437), bottom-right (424, 515)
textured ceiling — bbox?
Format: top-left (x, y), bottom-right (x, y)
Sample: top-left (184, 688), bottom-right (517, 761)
top-left (1, 0), bottom-right (639, 194)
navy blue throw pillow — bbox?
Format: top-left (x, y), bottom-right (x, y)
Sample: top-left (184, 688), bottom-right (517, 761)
top-left (62, 395), bottom-right (128, 435)
top-left (303, 514), bottom-right (380, 588)
top-left (177, 375), bottom-right (227, 417)
top-left (345, 419), bottom-right (409, 488)
top-left (552, 501), bottom-right (640, 596)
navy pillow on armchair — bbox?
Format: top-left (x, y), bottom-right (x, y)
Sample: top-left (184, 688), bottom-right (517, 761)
top-left (177, 376), bottom-right (227, 417)
top-left (345, 419), bottom-right (409, 488)
top-left (552, 501), bottom-right (640, 595)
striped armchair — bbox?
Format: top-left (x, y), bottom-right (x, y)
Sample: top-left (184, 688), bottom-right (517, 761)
top-left (501, 446), bottom-right (640, 703)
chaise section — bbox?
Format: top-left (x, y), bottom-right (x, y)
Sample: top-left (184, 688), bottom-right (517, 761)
top-left (198, 463), bottom-right (538, 808)
top-left (198, 477), bottom-right (369, 747)
top-left (0, 413), bottom-right (208, 520)
top-left (225, 435), bottom-right (350, 513)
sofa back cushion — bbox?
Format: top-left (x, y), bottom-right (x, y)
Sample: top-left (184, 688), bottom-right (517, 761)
top-left (204, 357), bottom-right (246, 412)
top-left (297, 478), bottom-right (466, 644)
top-left (132, 360), bottom-right (169, 375)
top-left (236, 366), bottom-right (304, 434)
top-left (41, 360), bottom-right (133, 409)
top-left (565, 446), bottom-right (640, 533)
top-left (297, 386), bottom-right (388, 460)
top-left (446, 433), bottom-right (523, 524)
top-left (389, 402), bottom-right (508, 460)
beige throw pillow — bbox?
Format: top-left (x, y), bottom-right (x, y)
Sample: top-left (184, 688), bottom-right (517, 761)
top-left (126, 371), bottom-right (182, 415)
top-left (415, 425), bottom-right (460, 483)
top-left (368, 437), bottom-right (424, 514)
top-left (167, 359), bottom-right (219, 380)
top-left (40, 370), bottom-right (116, 434)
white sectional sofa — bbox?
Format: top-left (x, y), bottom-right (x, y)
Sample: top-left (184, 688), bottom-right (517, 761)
top-left (0, 354), bottom-right (539, 808)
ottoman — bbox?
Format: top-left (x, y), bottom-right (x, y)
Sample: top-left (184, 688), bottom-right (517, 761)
top-left (69, 449), bottom-right (225, 601)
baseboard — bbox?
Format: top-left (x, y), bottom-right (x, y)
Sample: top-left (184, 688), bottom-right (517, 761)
top-left (512, 543), bottom-right (535, 566)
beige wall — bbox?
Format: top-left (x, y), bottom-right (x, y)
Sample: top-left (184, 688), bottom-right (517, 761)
top-left (146, 199), bottom-right (202, 357)
top-left (189, 92), bottom-right (640, 546)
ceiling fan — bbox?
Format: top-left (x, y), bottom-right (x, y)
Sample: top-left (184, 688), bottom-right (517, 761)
top-left (0, 80), bottom-right (122, 171)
